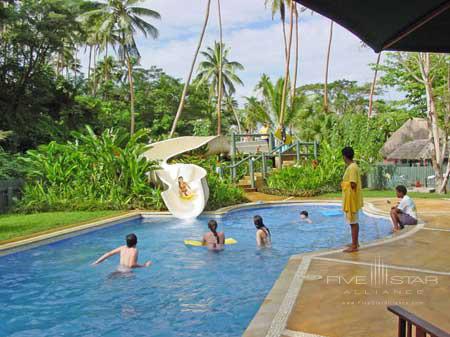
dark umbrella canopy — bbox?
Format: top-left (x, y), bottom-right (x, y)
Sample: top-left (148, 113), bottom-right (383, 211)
top-left (294, 0), bottom-right (450, 53)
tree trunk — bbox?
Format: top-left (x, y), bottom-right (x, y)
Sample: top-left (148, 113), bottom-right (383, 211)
top-left (290, 4), bottom-right (299, 109)
top-left (231, 104), bottom-right (242, 133)
top-left (324, 20), bottom-right (333, 113)
top-left (438, 64), bottom-right (450, 193)
top-left (74, 49), bottom-right (77, 82)
top-left (420, 53), bottom-right (443, 191)
top-left (281, 6), bottom-right (288, 60)
top-left (169, 0), bottom-right (212, 138)
top-left (279, 1), bottom-right (294, 126)
top-left (216, 0), bottom-right (224, 135)
top-left (88, 45), bottom-right (92, 80)
top-left (92, 45), bottom-right (98, 96)
top-left (368, 52), bottom-right (382, 118)
top-left (126, 53), bottom-right (136, 135)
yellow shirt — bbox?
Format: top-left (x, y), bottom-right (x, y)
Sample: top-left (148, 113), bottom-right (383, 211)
top-left (259, 126), bottom-right (269, 140)
top-left (341, 162), bottom-right (363, 213)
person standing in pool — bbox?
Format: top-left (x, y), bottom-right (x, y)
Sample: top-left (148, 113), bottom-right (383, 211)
top-left (254, 215), bottom-right (271, 247)
top-left (202, 220), bottom-right (225, 250)
top-left (300, 211), bottom-right (313, 224)
top-left (92, 233), bottom-right (152, 269)
top-left (341, 147), bottom-right (363, 253)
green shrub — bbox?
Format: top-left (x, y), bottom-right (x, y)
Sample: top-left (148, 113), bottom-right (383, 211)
top-left (171, 155), bottom-right (247, 210)
top-left (205, 173), bottom-right (247, 211)
top-left (18, 127), bottom-right (164, 212)
top-left (0, 150), bottom-right (23, 180)
top-left (266, 142), bottom-right (345, 196)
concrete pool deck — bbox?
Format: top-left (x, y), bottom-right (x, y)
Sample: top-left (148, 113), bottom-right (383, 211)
top-left (242, 194), bottom-right (450, 337)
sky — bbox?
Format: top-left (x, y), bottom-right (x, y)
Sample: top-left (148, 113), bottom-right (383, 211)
top-left (81, 0), bottom-right (397, 103)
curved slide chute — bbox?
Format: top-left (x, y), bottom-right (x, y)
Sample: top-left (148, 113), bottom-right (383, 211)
top-left (143, 136), bottom-right (229, 219)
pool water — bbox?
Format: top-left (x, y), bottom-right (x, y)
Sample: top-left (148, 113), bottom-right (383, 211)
top-left (0, 204), bottom-right (392, 337)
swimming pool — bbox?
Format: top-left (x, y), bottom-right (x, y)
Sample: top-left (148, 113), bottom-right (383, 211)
top-left (0, 204), bottom-right (392, 337)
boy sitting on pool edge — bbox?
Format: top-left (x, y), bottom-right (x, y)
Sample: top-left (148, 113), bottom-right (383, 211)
top-left (92, 233), bottom-right (151, 269)
top-left (390, 185), bottom-right (418, 232)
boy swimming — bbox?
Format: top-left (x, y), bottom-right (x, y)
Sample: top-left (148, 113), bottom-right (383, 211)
top-left (92, 233), bottom-right (151, 269)
top-left (300, 211), bottom-right (313, 224)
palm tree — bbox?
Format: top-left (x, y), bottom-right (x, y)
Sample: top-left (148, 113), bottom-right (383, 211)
top-left (368, 52), bottom-right (382, 117)
top-left (290, 3), bottom-right (299, 109)
top-left (224, 95), bottom-right (241, 133)
top-left (256, 74), bottom-right (301, 127)
top-left (96, 56), bottom-right (119, 83)
top-left (279, 0), bottom-right (294, 125)
top-left (265, 0), bottom-right (288, 59)
top-left (81, 0), bottom-right (160, 135)
top-left (324, 20), bottom-right (334, 113)
top-left (196, 42), bottom-right (244, 135)
top-left (216, 0), bottom-right (224, 135)
top-left (169, 0), bottom-right (212, 138)
top-left (243, 96), bottom-right (266, 131)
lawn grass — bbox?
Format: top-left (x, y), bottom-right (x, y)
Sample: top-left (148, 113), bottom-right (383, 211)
top-left (0, 211), bottom-right (124, 243)
top-left (320, 189), bottom-right (449, 200)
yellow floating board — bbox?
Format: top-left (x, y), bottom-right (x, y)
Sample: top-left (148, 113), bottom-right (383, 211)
top-left (180, 193), bottom-right (196, 200)
top-left (274, 128), bottom-right (293, 145)
top-left (184, 238), bottom-right (237, 246)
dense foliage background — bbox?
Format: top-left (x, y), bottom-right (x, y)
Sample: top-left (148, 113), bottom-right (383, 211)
top-left (2, 0), bottom-right (448, 213)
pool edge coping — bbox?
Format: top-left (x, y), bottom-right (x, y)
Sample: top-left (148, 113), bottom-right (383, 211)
top-left (241, 201), bottom-right (426, 337)
top-left (0, 199), bottom-right (341, 253)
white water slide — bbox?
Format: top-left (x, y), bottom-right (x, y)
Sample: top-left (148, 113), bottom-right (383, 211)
top-left (143, 136), bottom-right (229, 219)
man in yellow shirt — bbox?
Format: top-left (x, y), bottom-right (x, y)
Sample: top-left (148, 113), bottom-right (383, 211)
top-left (341, 146), bottom-right (363, 253)
top-left (259, 122), bottom-right (270, 142)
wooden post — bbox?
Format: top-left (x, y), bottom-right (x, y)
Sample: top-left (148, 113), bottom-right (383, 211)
top-left (269, 133), bottom-right (274, 152)
top-left (296, 141), bottom-right (300, 163)
top-left (231, 133), bottom-right (236, 183)
top-left (398, 318), bottom-right (406, 337)
top-left (262, 153), bottom-right (267, 179)
top-left (249, 158), bottom-right (255, 189)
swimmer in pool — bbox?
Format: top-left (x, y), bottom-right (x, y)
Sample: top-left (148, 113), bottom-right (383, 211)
top-left (254, 215), bottom-right (271, 247)
top-left (92, 233), bottom-right (151, 269)
top-left (178, 176), bottom-right (192, 197)
top-left (202, 219), bottom-right (225, 250)
top-left (300, 210), bottom-right (313, 224)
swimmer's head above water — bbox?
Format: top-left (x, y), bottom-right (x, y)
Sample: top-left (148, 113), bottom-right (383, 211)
top-left (253, 215), bottom-right (270, 235)
top-left (126, 233), bottom-right (138, 248)
top-left (253, 215), bottom-right (264, 229)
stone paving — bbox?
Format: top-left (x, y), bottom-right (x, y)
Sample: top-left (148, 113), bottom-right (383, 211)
top-left (243, 194), bottom-right (450, 337)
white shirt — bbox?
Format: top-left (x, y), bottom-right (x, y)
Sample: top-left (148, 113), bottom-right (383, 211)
top-left (398, 195), bottom-right (417, 219)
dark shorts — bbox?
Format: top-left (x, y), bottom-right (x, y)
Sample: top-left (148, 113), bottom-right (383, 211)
top-left (399, 213), bottom-right (418, 226)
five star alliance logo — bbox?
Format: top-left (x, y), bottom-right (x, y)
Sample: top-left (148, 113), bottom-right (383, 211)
top-left (370, 256), bottom-right (389, 287)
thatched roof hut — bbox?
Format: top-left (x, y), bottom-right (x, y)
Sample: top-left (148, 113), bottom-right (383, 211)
top-left (381, 118), bottom-right (432, 157)
top-left (386, 139), bottom-right (435, 160)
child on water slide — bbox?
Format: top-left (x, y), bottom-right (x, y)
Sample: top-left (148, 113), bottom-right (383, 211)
top-left (178, 176), bottom-right (193, 198)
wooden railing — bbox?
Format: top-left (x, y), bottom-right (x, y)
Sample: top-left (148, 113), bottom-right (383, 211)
top-left (388, 306), bottom-right (450, 337)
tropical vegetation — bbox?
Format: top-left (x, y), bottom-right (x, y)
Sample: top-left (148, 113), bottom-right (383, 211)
top-left (1, 0), bottom-right (450, 225)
